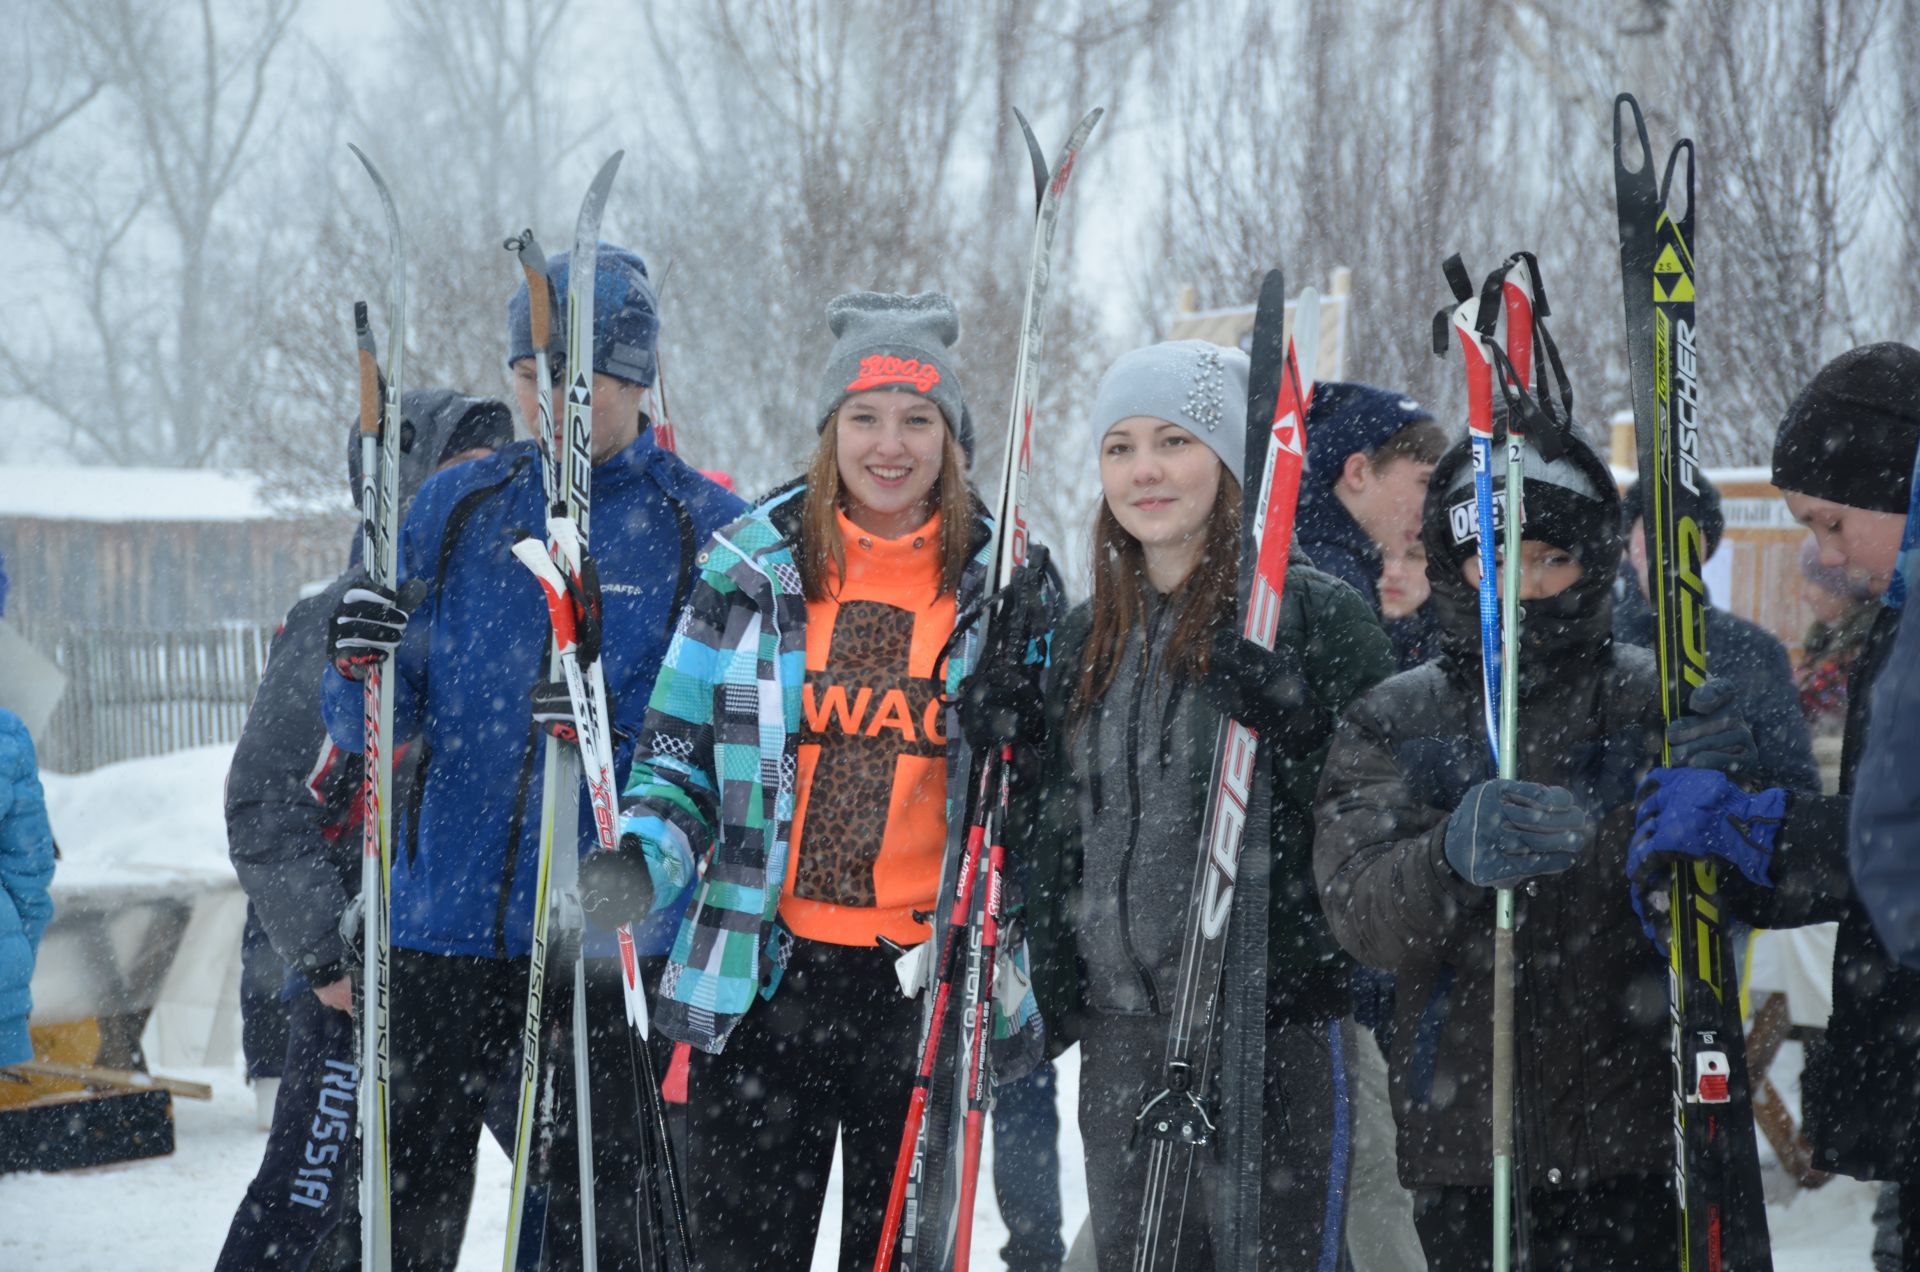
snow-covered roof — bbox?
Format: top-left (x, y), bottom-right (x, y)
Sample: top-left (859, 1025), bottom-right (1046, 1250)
top-left (0, 465), bottom-right (296, 523)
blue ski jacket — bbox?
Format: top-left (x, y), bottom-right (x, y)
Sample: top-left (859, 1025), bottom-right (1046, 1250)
top-left (0, 709), bottom-right (54, 1067)
top-left (322, 427), bottom-right (745, 960)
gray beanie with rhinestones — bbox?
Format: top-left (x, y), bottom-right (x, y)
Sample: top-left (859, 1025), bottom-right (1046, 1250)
top-left (1090, 340), bottom-right (1252, 482)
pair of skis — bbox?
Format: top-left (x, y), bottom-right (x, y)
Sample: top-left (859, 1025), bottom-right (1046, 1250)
top-left (1130, 275), bottom-right (1320, 1272)
top-left (347, 142), bottom-right (404, 1272)
top-left (1615, 92), bottom-right (1774, 1272)
top-left (503, 153), bottom-right (694, 1272)
top-left (871, 104), bottom-right (1102, 1272)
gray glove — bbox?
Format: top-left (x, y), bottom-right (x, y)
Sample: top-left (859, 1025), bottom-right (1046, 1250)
top-left (1443, 779), bottom-right (1590, 889)
top-left (1663, 676), bottom-right (1757, 774)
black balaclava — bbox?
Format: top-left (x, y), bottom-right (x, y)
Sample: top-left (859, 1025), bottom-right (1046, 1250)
top-left (1420, 426), bottom-right (1624, 689)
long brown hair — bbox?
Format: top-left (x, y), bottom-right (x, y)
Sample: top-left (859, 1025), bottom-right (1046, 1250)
top-left (1072, 473), bottom-right (1242, 723)
top-left (798, 409), bottom-right (973, 602)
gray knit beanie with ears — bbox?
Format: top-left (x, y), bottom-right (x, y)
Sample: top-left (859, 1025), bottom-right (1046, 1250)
top-left (814, 291), bottom-right (973, 460)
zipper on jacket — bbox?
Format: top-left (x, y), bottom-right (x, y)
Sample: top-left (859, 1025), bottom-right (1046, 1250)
top-left (1116, 602), bottom-right (1170, 1014)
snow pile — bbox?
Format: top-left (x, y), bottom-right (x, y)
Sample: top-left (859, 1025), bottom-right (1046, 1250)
top-left (40, 744), bottom-right (237, 894)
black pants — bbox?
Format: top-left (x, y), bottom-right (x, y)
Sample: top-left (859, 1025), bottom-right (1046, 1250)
top-left (683, 939), bottom-right (921, 1272)
top-left (387, 948), bottom-right (650, 1272)
top-left (216, 984), bottom-right (359, 1272)
top-left (240, 906), bottom-right (292, 1080)
top-left (1413, 1173), bottom-right (1676, 1271)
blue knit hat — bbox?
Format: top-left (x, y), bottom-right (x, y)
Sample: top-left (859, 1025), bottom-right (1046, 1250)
top-left (506, 243), bottom-right (658, 387)
top-left (1304, 381), bottom-right (1435, 492)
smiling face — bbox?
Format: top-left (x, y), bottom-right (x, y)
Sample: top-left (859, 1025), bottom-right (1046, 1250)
top-left (1783, 489), bottom-right (1905, 594)
top-left (1461, 538), bottom-right (1584, 600)
top-left (834, 390), bottom-right (946, 537)
top-left (1099, 416), bottom-right (1225, 588)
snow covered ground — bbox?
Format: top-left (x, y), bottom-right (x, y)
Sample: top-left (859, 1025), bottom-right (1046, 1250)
top-left (0, 1049), bottom-right (1077, 1270)
top-left (0, 1043), bottom-right (1885, 1269)
top-left (1, 745), bottom-right (1887, 1268)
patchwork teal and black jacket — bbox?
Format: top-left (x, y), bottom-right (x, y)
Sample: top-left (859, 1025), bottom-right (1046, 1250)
top-left (620, 478), bottom-right (1049, 1066)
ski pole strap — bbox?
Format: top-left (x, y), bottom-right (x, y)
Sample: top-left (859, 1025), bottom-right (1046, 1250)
top-left (1482, 255), bottom-right (1575, 463)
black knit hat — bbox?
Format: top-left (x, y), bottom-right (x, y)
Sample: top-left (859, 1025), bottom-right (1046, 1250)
top-left (1772, 343), bottom-right (1920, 514)
top-left (1622, 474), bottom-right (1725, 561)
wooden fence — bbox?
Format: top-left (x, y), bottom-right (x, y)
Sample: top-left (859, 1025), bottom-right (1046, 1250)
top-left (35, 625), bottom-right (274, 773)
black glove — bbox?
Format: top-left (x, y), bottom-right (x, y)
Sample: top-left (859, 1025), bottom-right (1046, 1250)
top-left (956, 657), bottom-right (1045, 755)
top-left (531, 679), bottom-right (579, 744)
top-left (1663, 676), bottom-right (1757, 775)
top-left (1201, 629), bottom-right (1329, 757)
top-left (581, 834), bottom-right (659, 927)
top-left (954, 548), bottom-right (1052, 761)
top-left (1443, 779), bottom-right (1591, 889)
top-left (331, 579), bottom-right (409, 680)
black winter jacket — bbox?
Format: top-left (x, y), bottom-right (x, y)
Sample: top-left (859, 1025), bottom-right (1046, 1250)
top-left (1313, 642), bottom-right (1668, 1190)
top-left (226, 577), bottom-right (390, 986)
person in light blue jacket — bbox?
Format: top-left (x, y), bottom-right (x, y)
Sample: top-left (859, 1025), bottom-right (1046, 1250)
top-left (0, 708), bottom-right (55, 1069)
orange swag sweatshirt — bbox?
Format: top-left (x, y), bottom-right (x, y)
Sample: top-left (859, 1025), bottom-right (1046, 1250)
top-left (783, 509), bottom-right (956, 948)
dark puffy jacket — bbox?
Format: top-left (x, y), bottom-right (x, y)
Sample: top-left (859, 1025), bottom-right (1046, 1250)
top-left (1313, 645), bottom-right (1667, 1189)
top-left (1751, 601), bottom-right (1920, 1180)
top-left (1313, 431), bottom-right (1677, 1191)
top-left (1027, 563), bottom-right (1395, 1045)
top-left (1611, 573), bottom-right (1820, 794)
top-left (322, 428), bottom-right (745, 960)
top-left (227, 578), bottom-right (366, 986)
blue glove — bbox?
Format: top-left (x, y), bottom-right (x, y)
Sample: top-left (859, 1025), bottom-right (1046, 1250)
top-left (1663, 676), bottom-right (1757, 774)
top-left (1444, 779), bottom-right (1590, 889)
top-left (1628, 767), bottom-right (1786, 943)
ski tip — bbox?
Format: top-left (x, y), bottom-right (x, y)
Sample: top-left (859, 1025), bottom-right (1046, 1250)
top-left (346, 142), bottom-right (390, 195)
top-left (1012, 108), bottom-right (1048, 210)
top-left (1614, 93), bottom-right (1653, 176)
top-left (589, 150), bottom-right (625, 192)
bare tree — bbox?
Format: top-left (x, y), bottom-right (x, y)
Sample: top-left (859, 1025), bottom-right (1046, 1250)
top-left (0, 10), bottom-right (103, 207)
top-left (1673, 0), bottom-right (1887, 460)
top-left (631, 0), bottom-right (1178, 576)
top-left (241, 0), bottom-right (609, 504)
top-left (0, 0), bottom-right (299, 467)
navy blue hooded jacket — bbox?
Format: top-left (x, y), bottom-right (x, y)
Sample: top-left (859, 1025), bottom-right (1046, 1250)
top-left (1853, 601), bottom-right (1920, 967)
top-left (322, 426), bottom-right (745, 959)
top-left (1296, 382), bottom-right (1436, 615)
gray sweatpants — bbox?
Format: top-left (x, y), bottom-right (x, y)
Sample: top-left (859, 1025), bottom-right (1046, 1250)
top-left (1343, 1027), bottom-right (1426, 1272)
top-left (1076, 1013), bottom-right (1353, 1272)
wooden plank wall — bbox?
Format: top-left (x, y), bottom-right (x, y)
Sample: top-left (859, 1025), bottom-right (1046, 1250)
top-left (0, 516), bottom-right (349, 634)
